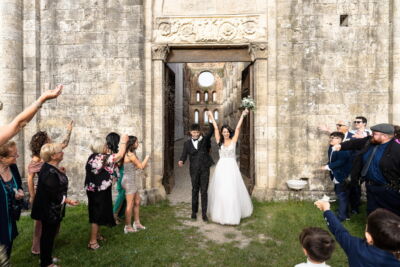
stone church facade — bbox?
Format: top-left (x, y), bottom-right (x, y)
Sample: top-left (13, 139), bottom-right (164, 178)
top-left (1, 0), bottom-right (400, 201)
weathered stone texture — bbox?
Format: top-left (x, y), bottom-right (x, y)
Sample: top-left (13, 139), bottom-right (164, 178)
top-left (275, 0), bottom-right (392, 192)
top-left (21, 0), bottom-right (145, 199)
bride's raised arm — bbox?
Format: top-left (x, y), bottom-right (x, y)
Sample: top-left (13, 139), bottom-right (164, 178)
top-left (232, 109), bottom-right (249, 143)
top-left (208, 111), bottom-right (220, 144)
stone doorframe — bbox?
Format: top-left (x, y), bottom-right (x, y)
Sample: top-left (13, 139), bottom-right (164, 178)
top-left (145, 43), bottom-right (276, 201)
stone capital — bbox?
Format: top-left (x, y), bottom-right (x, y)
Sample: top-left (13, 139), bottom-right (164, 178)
top-left (249, 42), bottom-right (268, 61)
top-left (152, 44), bottom-right (170, 61)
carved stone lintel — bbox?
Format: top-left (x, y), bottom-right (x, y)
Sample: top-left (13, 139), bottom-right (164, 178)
top-left (249, 42), bottom-right (268, 61)
top-left (152, 45), bottom-right (170, 61)
top-left (155, 15), bottom-right (266, 44)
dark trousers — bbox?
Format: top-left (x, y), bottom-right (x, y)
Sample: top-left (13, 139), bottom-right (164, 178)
top-left (366, 184), bottom-right (400, 216)
top-left (190, 168), bottom-right (210, 216)
top-left (349, 183), bottom-right (361, 213)
top-left (40, 221), bottom-right (60, 267)
top-left (334, 183), bottom-right (349, 221)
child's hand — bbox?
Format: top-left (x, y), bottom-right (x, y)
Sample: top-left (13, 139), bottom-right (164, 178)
top-left (314, 200), bottom-right (330, 212)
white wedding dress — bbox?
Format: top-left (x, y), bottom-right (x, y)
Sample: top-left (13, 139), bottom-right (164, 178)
top-left (208, 141), bottom-right (253, 225)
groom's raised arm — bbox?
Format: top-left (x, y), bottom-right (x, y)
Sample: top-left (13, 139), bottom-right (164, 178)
top-left (205, 123), bottom-right (214, 140)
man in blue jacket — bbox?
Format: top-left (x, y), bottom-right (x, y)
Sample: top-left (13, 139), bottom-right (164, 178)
top-left (321, 131), bottom-right (352, 221)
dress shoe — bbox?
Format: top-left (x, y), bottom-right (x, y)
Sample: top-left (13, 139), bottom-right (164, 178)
top-left (191, 213), bottom-right (197, 220)
top-left (202, 215), bottom-right (208, 222)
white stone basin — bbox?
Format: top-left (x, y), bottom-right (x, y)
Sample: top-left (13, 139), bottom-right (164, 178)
top-left (286, 179), bottom-right (308, 190)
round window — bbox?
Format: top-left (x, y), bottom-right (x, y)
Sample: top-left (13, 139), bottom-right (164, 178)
top-left (198, 71), bottom-right (215, 87)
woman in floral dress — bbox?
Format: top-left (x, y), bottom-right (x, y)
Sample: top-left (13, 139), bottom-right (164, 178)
top-left (85, 135), bottom-right (128, 250)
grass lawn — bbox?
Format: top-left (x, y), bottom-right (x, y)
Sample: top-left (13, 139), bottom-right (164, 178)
top-left (11, 200), bottom-right (366, 266)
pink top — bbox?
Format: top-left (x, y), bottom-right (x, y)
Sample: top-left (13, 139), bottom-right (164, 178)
top-left (395, 138), bottom-right (400, 144)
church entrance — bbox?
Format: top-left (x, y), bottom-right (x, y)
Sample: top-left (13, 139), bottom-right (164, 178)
top-left (162, 47), bottom-right (255, 200)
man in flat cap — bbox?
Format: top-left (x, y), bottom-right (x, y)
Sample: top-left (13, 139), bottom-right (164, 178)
top-left (333, 123), bottom-right (400, 216)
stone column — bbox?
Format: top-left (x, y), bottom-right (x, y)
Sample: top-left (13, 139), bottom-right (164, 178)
top-left (249, 43), bottom-right (277, 200)
top-left (0, 0), bottom-right (23, 164)
top-left (150, 44), bottom-right (170, 201)
top-left (392, 0), bottom-right (400, 124)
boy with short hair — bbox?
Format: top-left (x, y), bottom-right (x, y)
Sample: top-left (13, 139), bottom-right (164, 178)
top-left (315, 200), bottom-right (400, 266)
top-left (295, 227), bottom-right (335, 267)
top-left (321, 131), bottom-right (352, 221)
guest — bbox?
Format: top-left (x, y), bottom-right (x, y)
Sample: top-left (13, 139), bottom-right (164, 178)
top-left (0, 85), bottom-right (62, 146)
top-left (122, 136), bottom-right (150, 233)
top-left (321, 132), bottom-right (352, 221)
top-left (333, 123), bottom-right (400, 216)
top-left (295, 227), bottom-right (335, 267)
top-left (31, 143), bottom-right (78, 267)
top-left (105, 132), bottom-right (126, 224)
top-left (318, 120), bottom-right (353, 141)
top-left (27, 122), bottom-right (73, 255)
top-left (0, 141), bottom-right (24, 258)
top-left (351, 116), bottom-right (372, 138)
top-left (395, 125), bottom-right (400, 144)
top-left (315, 200), bottom-right (400, 266)
top-left (85, 135), bottom-right (128, 250)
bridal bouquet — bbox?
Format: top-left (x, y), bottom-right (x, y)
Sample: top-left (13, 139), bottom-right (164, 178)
top-left (240, 96), bottom-right (256, 110)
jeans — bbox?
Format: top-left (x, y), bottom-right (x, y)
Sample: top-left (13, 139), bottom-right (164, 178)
top-left (334, 183), bottom-right (349, 221)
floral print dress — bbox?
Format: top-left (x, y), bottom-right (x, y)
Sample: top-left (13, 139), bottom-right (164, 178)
top-left (85, 153), bottom-right (120, 226)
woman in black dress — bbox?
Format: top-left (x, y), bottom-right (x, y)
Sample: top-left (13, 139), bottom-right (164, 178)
top-left (31, 143), bottom-right (78, 267)
top-left (0, 141), bottom-right (24, 259)
top-left (85, 134), bottom-right (128, 250)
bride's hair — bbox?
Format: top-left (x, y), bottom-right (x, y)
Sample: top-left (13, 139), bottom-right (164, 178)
top-left (126, 136), bottom-right (138, 153)
top-left (219, 125), bottom-right (234, 148)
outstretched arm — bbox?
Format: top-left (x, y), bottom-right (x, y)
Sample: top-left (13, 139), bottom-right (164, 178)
top-left (232, 109), bottom-right (249, 143)
top-left (128, 153), bottom-right (150, 170)
top-left (61, 121), bottom-right (73, 149)
top-left (0, 85), bottom-right (63, 146)
top-left (207, 111), bottom-right (220, 144)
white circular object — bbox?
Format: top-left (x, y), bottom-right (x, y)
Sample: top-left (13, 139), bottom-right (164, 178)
top-left (286, 179), bottom-right (308, 190)
top-left (198, 71), bottom-right (215, 87)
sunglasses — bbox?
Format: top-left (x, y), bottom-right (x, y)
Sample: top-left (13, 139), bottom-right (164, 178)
top-left (354, 121), bottom-right (363, 124)
top-left (336, 124), bottom-right (346, 127)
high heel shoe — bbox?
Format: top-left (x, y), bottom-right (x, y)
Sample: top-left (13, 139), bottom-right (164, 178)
top-left (133, 222), bottom-right (146, 230)
top-left (124, 225), bottom-right (137, 234)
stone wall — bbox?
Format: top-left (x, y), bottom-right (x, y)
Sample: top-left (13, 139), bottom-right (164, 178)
top-left (275, 0), bottom-right (391, 193)
top-left (23, 0), bottom-right (145, 199)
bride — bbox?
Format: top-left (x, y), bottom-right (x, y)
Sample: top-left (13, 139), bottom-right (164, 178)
top-left (207, 109), bottom-right (253, 225)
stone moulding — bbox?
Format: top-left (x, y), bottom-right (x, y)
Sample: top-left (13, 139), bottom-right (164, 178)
top-left (248, 42), bottom-right (268, 60)
top-left (154, 15), bottom-right (266, 43)
top-left (151, 44), bottom-right (170, 61)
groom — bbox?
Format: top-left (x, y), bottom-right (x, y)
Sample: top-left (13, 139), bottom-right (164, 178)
top-left (178, 123), bottom-right (214, 221)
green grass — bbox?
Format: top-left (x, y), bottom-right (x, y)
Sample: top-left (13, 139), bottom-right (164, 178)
top-left (11, 201), bottom-right (366, 266)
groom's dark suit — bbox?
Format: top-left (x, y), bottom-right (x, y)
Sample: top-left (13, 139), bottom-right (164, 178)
top-left (180, 124), bottom-right (214, 217)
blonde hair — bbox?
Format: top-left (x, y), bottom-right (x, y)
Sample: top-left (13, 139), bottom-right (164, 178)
top-left (90, 138), bottom-right (106, 154)
top-left (0, 141), bottom-right (16, 158)
top-left (40, 143), bottom-right (63, 162)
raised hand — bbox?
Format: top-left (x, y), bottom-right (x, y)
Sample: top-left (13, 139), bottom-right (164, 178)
top-left (314, 200), bottom-right (330, 212)
top-left (40, 84), bottom-right (63, 101)
top-left (242, 108), bottom-right (249, 117)
top-left (66, 120), bottom-right (73, 132)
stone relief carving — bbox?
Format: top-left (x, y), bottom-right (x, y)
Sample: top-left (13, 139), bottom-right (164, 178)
top-left (249, 42), bottom-right (268, 60)
top-left (155, 16), bottom-right (265, 43)
top-left (152, 45), bottom-right (170, 61)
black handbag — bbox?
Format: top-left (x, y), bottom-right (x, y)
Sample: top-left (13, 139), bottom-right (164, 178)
top-left (11, 197), bottom-right (23, 221)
